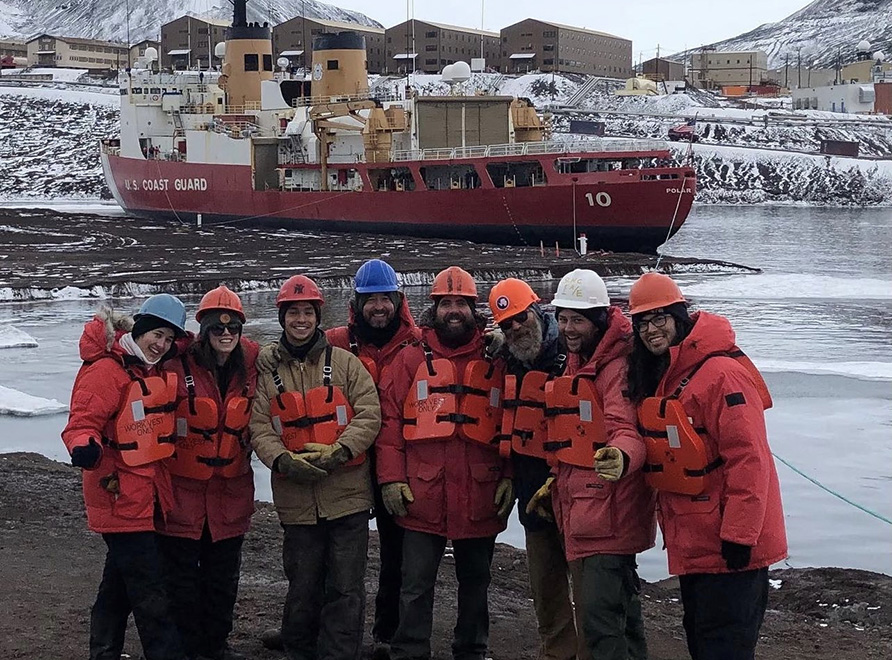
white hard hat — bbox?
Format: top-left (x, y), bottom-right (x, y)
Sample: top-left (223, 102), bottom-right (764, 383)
top-left (551, 269), bottom-right (610, 309)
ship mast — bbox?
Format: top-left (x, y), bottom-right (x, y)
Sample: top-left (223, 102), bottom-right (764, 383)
top-left (220, 0), bottom-right (273, 108)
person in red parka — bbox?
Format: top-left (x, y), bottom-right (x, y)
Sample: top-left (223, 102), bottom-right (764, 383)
top-left (625, 272), bottom-right (787, 660)
top-left (61, 294), bottom-right (189, 660)
top-left (527, 269), bottom-right (655, 660)
top-left (377, 266), bottom-right (513, 660)
top-left (158, 286), bottom-right (259, 660)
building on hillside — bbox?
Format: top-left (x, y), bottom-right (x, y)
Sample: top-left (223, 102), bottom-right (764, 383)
top-left (273, 17), bottom-right (385, 73)
top-left (500, 18), bottom-right (632, 77)
top-left (791, 82), bottom-right (876, 113)
top-left (26, 34), bottom-right (128, 70)
top-left (840, 58), bottom-right (892, 83)
top-left (690, 49), bottom-right (768, 88)
top-left (160, 14), bottom-right (230, 70)
top-left (0, 40), bottom-right (27, 59)
top-left (384, 19), bottom-right (499, 74)
top-left (767, 65), bottom-right (836, 89)
top-left (129, 40), bottom-right (160, 67)
top-left (641, 57), bottom-right (685, 81)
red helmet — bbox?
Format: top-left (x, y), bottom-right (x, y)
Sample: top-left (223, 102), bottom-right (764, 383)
top-left (628, 272), bottom-right (686, 315)
top-left (430, 266), bottom-right (477, 300)
top-left (196, 285), bottom-right (245, 323)
top-left (276, 275), bottom-right (325, 307)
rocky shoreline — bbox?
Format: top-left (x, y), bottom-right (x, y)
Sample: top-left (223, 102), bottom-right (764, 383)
top-left (2, 452), bottom-right (890, 660)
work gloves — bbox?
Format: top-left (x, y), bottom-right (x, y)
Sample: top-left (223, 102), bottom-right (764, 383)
top-left (594, 446), bottom-right (626, 481)
top-left (275, 451), bottom-right (327, 484)
top-left (71, 438), bottom-right (101, 469)
top-left (721, 540), bottom-right (752, 571)
top-left (484, 328), bottom-right (506, 356)
top-left (494, 478), bottom-right (515, 519)
top-left (381, 482), bottom-right (415, 518)
top-left (525, 476), bottom-right (555, 522)
top-left (302, 442), bottom-right (351, 472)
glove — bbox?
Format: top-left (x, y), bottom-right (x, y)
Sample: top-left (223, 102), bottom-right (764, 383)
top-left (594, 446), bottom-right (626, 481)
top-left (381, 482), bottom-right (414, 518)
top-left (301, 442), bottom-right (350, 472)
top-left (71, 438), bottom-right (102, 469)
top-left (484, 328), bottom-right (506, 356)
top-left (493, 478), bottom-right (515, 519)
top-left (721, 540), bottom-right (752, 571)
top-left (275, 451), bottom-right (327, 484)
top-left (525, 476), bottom-right (555, 522)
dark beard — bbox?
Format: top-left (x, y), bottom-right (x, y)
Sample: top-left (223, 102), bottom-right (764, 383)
top-left (433, 312), bottom-right (476, 347)
top-left (353, 309), bottom-right (401, 348)
top-left (506, 321), bottom-right (543, 366)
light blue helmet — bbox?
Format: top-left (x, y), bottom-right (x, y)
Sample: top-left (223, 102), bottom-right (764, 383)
top-left (354, 259), bottom-right (399, 294)
top-left (135, 293), bottom-right (187, 336)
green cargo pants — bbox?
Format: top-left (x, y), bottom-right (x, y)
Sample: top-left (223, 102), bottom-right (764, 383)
top-left (578, 554), bottom-right (647, 660)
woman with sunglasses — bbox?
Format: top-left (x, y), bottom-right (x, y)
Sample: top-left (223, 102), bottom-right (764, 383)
top-left (159, 285), bottom-right (259, 660)
top-left (626, 272), bottom-right (787, 660)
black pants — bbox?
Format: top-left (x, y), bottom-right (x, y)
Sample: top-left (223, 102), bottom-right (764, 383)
top-left (281, 512), bottom-right (369, 660)
top-left (578, 554), bottom-right (647, 660)
top-left (158, 526), bottom-right (244, 659)
top-left (391, 530), bottom-right (496, 660)
top-left (679, 567), bottom-right (769, 660)
top-left (373, 483), bottom-right (405, 644)
top-left (90, 531), bottom-right (185, 660)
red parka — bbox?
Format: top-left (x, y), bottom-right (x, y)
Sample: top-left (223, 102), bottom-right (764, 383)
top-left (377, 325), bottom-right (510, 540)
top-left (552, 307), bottom-right (656, 562)
top-left (326, 293), bottom-right (421, 382)
top-left (653, 311), bottom-right (787, 575)
top-left (157, 336), bottom-right (259, 541)
top-left (61, 310), bottom-right (176, 534)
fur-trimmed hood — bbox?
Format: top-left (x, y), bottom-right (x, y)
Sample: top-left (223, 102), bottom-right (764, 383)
top-left (78, 305), bottom-right (134, 363)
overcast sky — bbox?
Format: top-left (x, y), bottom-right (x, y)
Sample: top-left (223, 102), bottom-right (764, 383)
top-left (329, 0), bottom-right (811, 58)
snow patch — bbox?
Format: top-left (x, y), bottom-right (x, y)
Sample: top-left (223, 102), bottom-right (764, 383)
top-left (756, 360), bottom-right (892, 382)
top-left (683, 273), bottom-right (892, 301)
top-left (0, 325), bottom-right (38, 348)
top-left (0, 385), bottom-right (67, 416)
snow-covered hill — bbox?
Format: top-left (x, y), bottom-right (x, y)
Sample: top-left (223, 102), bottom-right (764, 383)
top-left (0, 0), bottom-right (381, 44)
top-left (675, 0), bottom-right (892, 69)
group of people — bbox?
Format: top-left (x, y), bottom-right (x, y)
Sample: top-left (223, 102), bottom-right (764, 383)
top-left (62, 259), bottom-right (787, 660)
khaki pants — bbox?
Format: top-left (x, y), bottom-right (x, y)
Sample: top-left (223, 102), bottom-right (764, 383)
top-left (525, 525), bottom-right (590, 660)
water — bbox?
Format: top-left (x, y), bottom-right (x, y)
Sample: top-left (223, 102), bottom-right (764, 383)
top-left (1, 204), bottom-right (890, 581)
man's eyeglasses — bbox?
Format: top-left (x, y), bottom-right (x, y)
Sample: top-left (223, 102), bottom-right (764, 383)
top-left (497, 309), bottom-right (530, 332)
top-left (634, 313), bottom-right (670, 334)
top-left (208, 322), bottom-right (243, 337)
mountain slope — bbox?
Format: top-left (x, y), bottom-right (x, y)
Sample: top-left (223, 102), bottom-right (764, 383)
top-left (676, 0), bottom-right (892, 69)
top-left (0, 0), bottom-right (381, 43)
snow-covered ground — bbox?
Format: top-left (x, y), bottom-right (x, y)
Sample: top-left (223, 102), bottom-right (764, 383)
top-left (0, 67), bottom-right (91, 82)
top-left (0, 324), bottom-right (38, 348)
top-left (0, 385), bottom-right (67, 416)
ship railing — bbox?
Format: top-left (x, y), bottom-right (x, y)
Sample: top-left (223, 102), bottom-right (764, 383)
top-left (209, 119), bottom-right (274, 138)
top-left (392, 138), bottom-right (669, 162)
top-left (223, 102), bottom-right (262, 114)
top-left (290, 90), bottom-right (402, 108)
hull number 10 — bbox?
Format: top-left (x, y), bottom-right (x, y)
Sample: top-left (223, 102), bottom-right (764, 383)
top-left (585, 192), bottom-right (612, 207)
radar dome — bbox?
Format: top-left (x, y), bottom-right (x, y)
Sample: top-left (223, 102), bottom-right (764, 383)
top-left (214, 42), bottom-right (226, 58)
top-left (277, 56), bottom-right (290, 68)
top-left (143, 46), bottom-right (158, 61)
top-left (873, 50), bottom-right (885, 62)
top-left (857, 39), bottom-right (872, 52)
top-left (441, 64), bottom-right (455, 82)
top-left (451, 61), bottom-right (471, 82)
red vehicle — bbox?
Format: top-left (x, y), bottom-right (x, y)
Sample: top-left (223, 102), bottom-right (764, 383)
top-left (0, 55), bottom-right (15, 69)
top-left (668, 123), bottom-right (699, 142)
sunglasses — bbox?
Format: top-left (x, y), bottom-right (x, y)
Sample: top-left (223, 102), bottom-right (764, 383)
top-left (634, 313), bottom-right (670, 334)
top-left (497, 309), bottom-right (530, 331)
top-left (208, 322), bottom-right (243, 337)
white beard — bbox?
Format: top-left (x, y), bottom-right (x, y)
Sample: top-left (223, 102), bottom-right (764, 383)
top-left (507, 321), bottom-right (543, 366)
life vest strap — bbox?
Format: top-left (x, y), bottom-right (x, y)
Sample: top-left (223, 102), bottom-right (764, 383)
top-left (102, 436), bottom-right (138, 452)
top-left (504, 398), bottom-right (546, 410)
top-left (222, 425), bottom-right (245, 437)
top-left (187, 426), bottom-right (216, 441)
top-left (543, 440), bottom-right (571, 452)
top-left (513, 428), bottom-right (535, 442)
top-left (197, 455), bottom-right (235, 468)
top-left (272, 371), bottom-right (287, 395)
top-left (544, 405), bottom-right (579, 417)
top-left (684, 456), bottom-right (724, 477)
top-left (436, 412), bottom-right (479, 425)
top-left (639, 425), bottom-right (708, 437)
top-left (431, 384), bottom-right (487, 397)
top-left (144, 402), bottom-right (177, 415)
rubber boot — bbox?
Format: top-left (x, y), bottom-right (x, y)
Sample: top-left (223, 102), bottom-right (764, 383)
top-left (260, 627), bottom-right (284, 651)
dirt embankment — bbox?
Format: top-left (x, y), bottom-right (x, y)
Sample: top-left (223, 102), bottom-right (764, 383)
top-left (2, 452), bottom-right (890, 660)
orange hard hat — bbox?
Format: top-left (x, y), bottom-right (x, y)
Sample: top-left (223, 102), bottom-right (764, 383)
top-left (430, 266), bottom-right (477, 300)
top-left (628, 272), bottom-right (686, 315)
top-left (196, 285), bottom-right (245, 323)
top-left (276, 275), bottom-right (325, 307)
top-left (488, 278), bottom-right (540, 324)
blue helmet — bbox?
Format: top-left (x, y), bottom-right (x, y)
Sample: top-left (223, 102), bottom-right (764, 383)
top-left (135, 293), bottom-right (187, 335)
top-left (354, 259), bottom-right (399, 294)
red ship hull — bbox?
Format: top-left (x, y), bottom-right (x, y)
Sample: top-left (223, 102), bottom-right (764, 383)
top-left (102, 152), bottom-right (695, 253)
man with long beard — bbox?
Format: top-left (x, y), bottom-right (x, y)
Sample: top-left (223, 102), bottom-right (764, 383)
top-left (488, 278), bottom-right (589, 660)
top-left (377, 266), bottom-right (514, 660)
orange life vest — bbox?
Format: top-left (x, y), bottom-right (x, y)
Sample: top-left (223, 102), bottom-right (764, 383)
top-left (108, 369), bottom-right (178, 467)
top-left (638, 349), bottom-right (772, 496)
top-left (543, 374), bottom-right (607, 467)
top-left (270, 346), bottom-right (365, 467)
top-left (402, 344), bottom-right (502, 448)
top-left (499, 354), bottom-right (567, 459)
top-left (168, 357), bottom-right (252, 480)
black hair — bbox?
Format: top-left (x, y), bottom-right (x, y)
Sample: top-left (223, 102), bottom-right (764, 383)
top-left (626, 303), bottom-right (694, 403)
top-left (191, 334), bottom-right (246, 395)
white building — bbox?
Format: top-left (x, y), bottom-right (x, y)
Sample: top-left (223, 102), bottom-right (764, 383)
top-left (792, 82), bottom-right (876, 113)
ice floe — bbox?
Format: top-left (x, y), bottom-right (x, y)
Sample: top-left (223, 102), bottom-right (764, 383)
top-left (0, 324), bottom-right (38, 348)
top-left (0, 385), bottom-right (67, 416)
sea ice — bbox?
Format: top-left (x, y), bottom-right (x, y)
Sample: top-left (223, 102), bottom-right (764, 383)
top-left (0, 385), bottom-right (67, 416)
top-left (0, 324), bottom-right (38, 349)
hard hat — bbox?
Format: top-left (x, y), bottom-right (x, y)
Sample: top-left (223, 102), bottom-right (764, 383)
top-left (196, 285), bottom-right (245, 323)
top-left (430, 266), bottom-right (477, 300)
top-left (134, 293), bottom-right (187, 335)
top-left (354, 259), bottom-right (399, 294)
top-left (276, 275), bottom-right (325, 307)
top-left (551, 269), bottom-right (610, 309)
top-left (628, 272), bottom-right (686, 315)
top-left (488, 278), bottom-right (540, 324)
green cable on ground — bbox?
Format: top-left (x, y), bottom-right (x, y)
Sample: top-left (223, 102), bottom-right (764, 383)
top-left (773, 453), bottom-right (892, 526)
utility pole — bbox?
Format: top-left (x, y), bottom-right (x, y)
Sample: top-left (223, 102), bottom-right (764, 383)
top-left (784, 53), bottom-right (789, 88)
top-left (797, 47), bottom-right (802, 88)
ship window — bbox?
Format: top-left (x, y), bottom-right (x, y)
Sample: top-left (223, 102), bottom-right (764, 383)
top-left (150, 87), bottom-right (161, 95)
top-left (263, 54), bottom-right (273, 71)
top-left (120, 88), bottom-right (128, 95)
top-left (327, 59), bottom-right (339, 70)
top-left (554, 158), bottom-right (625, 174)
top-left (420, 164), bottom-right (481, 190)
top-left (485, 161), bottom-right (546, 188)
top-left (132, 87), bottom-right (143, 94)
top-left (244, 53), bottom-right (259, 71)
top-left (369, 167), bottom-right (416, 191)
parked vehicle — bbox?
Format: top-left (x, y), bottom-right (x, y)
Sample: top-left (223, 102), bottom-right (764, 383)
top-left (668, 123), bottom-right (699, 142)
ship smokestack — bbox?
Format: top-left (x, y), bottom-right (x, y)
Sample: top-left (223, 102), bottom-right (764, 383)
top-left (221, 0), bottom-right (273, 108)
top-left (311, 31), bottom-right (369, 98)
